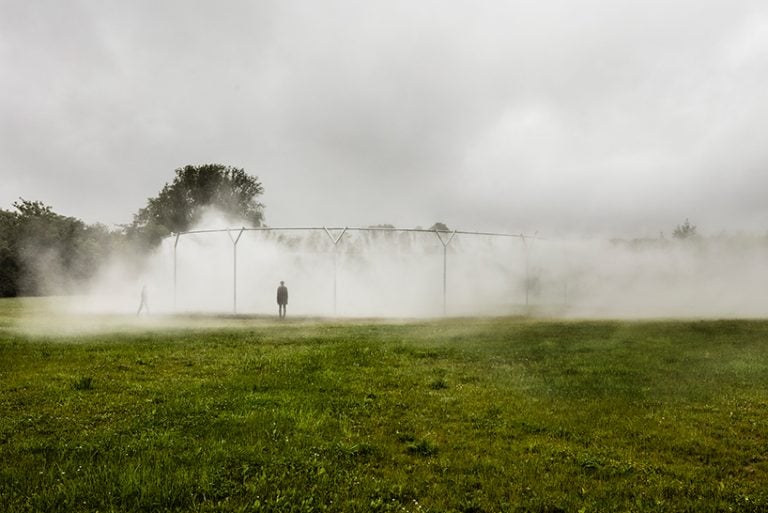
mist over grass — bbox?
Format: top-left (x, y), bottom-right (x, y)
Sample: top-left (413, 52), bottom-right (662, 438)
top-left (2, 300), bottom-right (768, 512)
top-left (56, 208), bottom-right (768, 321)
top-left (16, 207), bottom-right (767, 322)
top-left (553, 234), bottom-right (768, 318)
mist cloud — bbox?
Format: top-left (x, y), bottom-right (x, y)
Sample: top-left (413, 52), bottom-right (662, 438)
top-left (69, 211), bottom-right (768, 320)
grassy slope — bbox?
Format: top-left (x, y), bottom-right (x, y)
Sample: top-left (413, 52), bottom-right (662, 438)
top-left (1, 298), bottom-right (768, 512)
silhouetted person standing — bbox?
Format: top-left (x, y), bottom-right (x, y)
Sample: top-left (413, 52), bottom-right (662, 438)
top-left (277, 281), bottom-right (288, 318)
top-left (137, 285), bottom-right (149, 316)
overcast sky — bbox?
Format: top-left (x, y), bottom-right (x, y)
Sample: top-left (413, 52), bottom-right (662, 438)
top-left (2, 0), bottom-right (767, 237)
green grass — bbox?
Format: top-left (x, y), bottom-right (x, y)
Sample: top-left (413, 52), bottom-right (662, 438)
top-left (2, 298), bottom-right (768, 512)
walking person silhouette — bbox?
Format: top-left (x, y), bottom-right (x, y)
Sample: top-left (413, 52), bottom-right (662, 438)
top-left (137, 285), bottom-right (149, 316)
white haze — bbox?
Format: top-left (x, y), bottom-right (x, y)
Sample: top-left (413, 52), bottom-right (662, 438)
top-left (60, 210), bottom-right (768, 321)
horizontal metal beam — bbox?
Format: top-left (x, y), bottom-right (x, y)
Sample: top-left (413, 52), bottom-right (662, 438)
top-left (165, 226), bottom-right (542, 241)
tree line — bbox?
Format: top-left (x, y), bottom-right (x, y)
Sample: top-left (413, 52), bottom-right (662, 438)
top-left (0, 164), bottom-right (264, 297)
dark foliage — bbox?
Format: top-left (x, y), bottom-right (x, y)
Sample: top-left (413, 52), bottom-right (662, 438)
top-left (672, 218), bottom-right (697, 240)
top-left (0, 200), bottom-right (119, 296)
top-left (429, 222), bottom-right (450, 232)
top-left (128, 164), bottom-right (264, 246)
top-left (0, 164), bottom-right (266, 297)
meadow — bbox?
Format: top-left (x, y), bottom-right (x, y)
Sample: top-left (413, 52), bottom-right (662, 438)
top-left (1, 298), bottom-right (768, 512)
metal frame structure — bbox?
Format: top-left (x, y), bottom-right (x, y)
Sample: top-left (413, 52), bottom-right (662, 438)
top-left (169, 226), bottom-right (539, 315)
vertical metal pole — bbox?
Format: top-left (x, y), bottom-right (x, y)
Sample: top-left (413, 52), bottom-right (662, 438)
top-left (443, 245), bottom-right (447, 315)
top-left (228, 228), bottom-right (245, 314)
top-left (523, 235), bottom-right (529, 307)
top-left (173, 233), bottom-right (180, 311)
top-left (434, 230), bottom-right (456, 316)
top-left (323, 227), bottom-right (347, 317)
top-left (521, 231), bottom-right (537, 309)
top-left (563, 247), bottom-right (569, 307)
top-left (233, 242), bottom-right (237, 314)
top-left (333, 250), bottom-right (337, 316)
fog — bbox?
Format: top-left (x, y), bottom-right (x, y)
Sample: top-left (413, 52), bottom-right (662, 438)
top-left (3, 2), bottom-right (768, 323)
top-left (58, 212), bottom-right (768, 321)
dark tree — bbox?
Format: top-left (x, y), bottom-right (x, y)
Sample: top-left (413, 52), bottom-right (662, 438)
top-left (672, 219), bottom-right (697, 240)
top-left (0, 199), bottom-right (118, 296)
top-left (129, 164), bottom-right (264, 246)
top-left (0, 208), bottom-right (21, 296)
top-left (429, 222), bottom-right (450, 232)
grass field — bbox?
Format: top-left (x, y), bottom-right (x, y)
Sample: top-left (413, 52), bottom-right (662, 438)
top-left (2, 298), bottom-right (768, 512)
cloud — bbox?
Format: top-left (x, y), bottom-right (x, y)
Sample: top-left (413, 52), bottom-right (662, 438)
top-left (1, 0), bottom-right (767, 235)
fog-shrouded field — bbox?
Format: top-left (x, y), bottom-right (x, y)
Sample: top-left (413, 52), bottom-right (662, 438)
top-left (60, 213), bottom-right (768, 321)
top-left (2, 297), bottom-right (768, 512)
